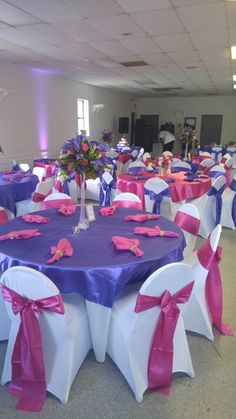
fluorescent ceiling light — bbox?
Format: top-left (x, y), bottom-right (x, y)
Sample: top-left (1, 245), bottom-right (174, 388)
top-left (231, 46), bottom-right (236, 59)
top-left (233, 75), bottom-right (236, 81)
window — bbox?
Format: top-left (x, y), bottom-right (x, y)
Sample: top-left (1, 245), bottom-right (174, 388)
top-left (77, 98), bottom-right (89, 136)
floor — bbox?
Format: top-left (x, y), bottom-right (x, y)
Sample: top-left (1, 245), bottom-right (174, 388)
top-left (0, 228), bottom-right (235, 419)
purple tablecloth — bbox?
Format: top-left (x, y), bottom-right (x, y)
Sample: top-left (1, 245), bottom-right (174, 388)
top-left (0, 173), bottom-right (39, 214)
top-left (0, 207), bottom-right (186, 307)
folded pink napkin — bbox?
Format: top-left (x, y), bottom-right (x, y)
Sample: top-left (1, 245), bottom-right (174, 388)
top-left (124, 214), bottom-right (160, 222)
top-left (134, 226), bottom-right (179, 238)
top-left (0, 229), bottom-right (41, 241)
top-left (100, 206), bottom-right (117, 216)
top-left (58, 204), bottom-right (76, 216)
top-left (112, 235), bottom-right (144, 257)
top-left (22, 214), bottom-right (50, 224)
top-left (47, 238), bottom-right (73, 264)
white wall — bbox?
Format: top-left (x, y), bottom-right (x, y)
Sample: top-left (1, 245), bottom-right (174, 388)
top-left (0, 60), bottom-right (132, 169)
top-left (137, 95), bottom-right (236, 146)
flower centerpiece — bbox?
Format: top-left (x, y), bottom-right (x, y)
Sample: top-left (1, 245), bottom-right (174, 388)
top-left (179, 126), bottom-right (197, 159)
top-left (56, 134), bottom-right (108, 230)
top-left (155, 155), bottom-right (172, 176)
top-left (101, 129), bottom-right (113, 144)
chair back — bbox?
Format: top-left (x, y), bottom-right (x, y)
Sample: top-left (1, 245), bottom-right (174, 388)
top-left (112, 192), bottom-right (142, 209)
top-left (211, 146), bottom-right (222, 162)
top-left (209, 165), bottom-right (225, 179)
top-left (206, 176), bottom-right (226, 227)
top-left (172, 161), bottom-right (191, 172)
top-left (199, 151), bottom-right (211, 157)
top-left (32, 178), bottom-right (53, 207)
top-left (224, 156), bottom-right (233, 170)
top-left (172, 158), bottom-right (182, 165)
top-left (174, 203), bottom-right (200, 257)
top-left (19, 163), bottom-right (31, 172)
top-left (144, 178), bottom-right (172, 218)
top-left (100, 172), bottom-right (116, 206)
top-left (41, 192), bottom-right (74, 210)
top-left (33, 166), bottom-right (46, 182)
top-left (128, 160), bottom-right (147, 174)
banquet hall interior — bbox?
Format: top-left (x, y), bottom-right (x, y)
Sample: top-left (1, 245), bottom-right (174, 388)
top-left (0, 1), bottom-right (236, 418)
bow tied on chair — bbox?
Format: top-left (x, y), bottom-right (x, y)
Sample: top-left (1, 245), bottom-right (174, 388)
top-left (99, 176), bottom-right (116, 207)
top-left (134, 281), bottom-right (194, 395)
top-left (207, 185), bottom-right (225, 225)
top-left (0, 284), bottom-right (65, 412)
top-left (144, 187), bottom-right (170, 214)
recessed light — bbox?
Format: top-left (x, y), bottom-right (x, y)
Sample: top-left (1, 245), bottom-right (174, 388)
top-left (231, 46), bottom-right (236, 59)
top-left (233, 75), bottom-right (236, 81)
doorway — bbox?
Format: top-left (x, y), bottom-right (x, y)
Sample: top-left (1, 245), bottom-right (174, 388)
top-left (200, 115), bottom-right (223, 146)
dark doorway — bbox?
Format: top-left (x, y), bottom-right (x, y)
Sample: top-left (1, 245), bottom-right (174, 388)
top-left (134, 115), bottom-right (159, 151)
top-left (200, 115), bottom-right (223, 146)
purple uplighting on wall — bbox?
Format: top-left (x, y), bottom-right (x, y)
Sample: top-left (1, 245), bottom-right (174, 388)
top-left (30, 67), bottom-right (51, 157)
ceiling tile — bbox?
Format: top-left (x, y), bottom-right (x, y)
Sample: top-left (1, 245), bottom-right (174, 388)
top-left (172, 0), bottom-right (219, 5)
top-left (59, 0), bottom-right (123, 18)
top-left (0, 0), bottom-right (39, 25)
top-left (19, 23), bottom-right (78, 47)
top-left (190, 29), bottom-right (229, 49)
top-left (116, 0), bottom-right (171, 12)
top-left (167, 50), bottom-right (200, 63)
top-left (89, 14), bottom-right (147, 39)
top-left (138, 53), bottom-right (173, 65)
top-left (203, 60), bottom-right (231, 70)
top-left (131, 9), bottom-right (185, 36)
top-left (87, 40), bottom-right (133, 57)
top-left (119, 37), bottom-right (162, 54)
top-left (176, 3), bottom-right (227, 32)
top-left (153, 33), bottom-right (193, 52)
top-left (53, 20), bottom-right (110, 42)
top-left (65, 44), bottom-right (106, 59)
top-left (0, 28), bottom-right (50, 48)
top-left (198, 48), bottom-right (231, 61)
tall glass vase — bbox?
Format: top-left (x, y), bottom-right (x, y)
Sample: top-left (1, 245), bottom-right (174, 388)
top-left (74, 172), bottom-right (89, 232)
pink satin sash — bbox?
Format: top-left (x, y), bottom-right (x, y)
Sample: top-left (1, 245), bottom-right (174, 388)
top-left (135, 281), bottom-right (194, 395)
top-left (112, 200), bottom-right (143, 210)
top-left (0, 209), bottom-right (8, 225)
top-left (0, 284), bottom-right (65, 412)
top-left (33, 190), bottom-right (51, 203)
top-left (41, 198), bottom-right (74, 210)
top-left (174, 212), bottom-right (200, 236)
top-left (197, 241), bottom-right (233, 336)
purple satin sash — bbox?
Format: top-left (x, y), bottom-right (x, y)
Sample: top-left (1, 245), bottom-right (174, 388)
top-left (207, 185), bottom-right (225, 225)
top-left (174, 212), bottom-right (200, 236)
top-left (211, 150), bottom-right (222, 161)
top-left (0, 284), bottom-right (65, 412)
top-left (209, 171), bottom-right (225, 179)
top-left (41, 198), bottom-right (74, 210)
top-left (128, 166), bottom-right (147, 175)
top-left (0, 209), bottom-right (8, 225)
top-left (230, 179), bottom-right (236, 226)
top-left (135, 281), bottom-right (194, 395)
top-left (144, 187), bottom-right (170, 214)
top-left (197, 242), bottom-right (233, 336)
top-left (99, 177), bottom-right (116, 206)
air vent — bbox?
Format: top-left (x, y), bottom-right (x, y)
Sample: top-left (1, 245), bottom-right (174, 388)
top-left (152, 87), bottom-right (183, 92)
top-left (120, 60), bottom-right (148, 67)
top-left (185, 66), bottom-right (198, 69)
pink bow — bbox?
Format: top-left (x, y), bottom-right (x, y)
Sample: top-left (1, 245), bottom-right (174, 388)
top-left (33, 192), bottom-right (50, 203)
top-left (100, 206), bottom-right (117, 216)
top-left (0, 284), bottom-right (65, 412)
top-left (112, 235), bottom-right (144, 256)
top-left (134, 226), bottom-right (179, 237)
top-left (135, 281), bottom-right (194, 395)
top-left (124, 214), bottom-right (160, 222)
top-left (198, 242), bottom-right (233, 336)
top-left (0, 229), bottom-right (41, 241)
top-left (22, 214), bottom-right (49, 224)
top-left (47, 238), bottom-right (73, 264)
top-left (58, 204), bottom-right (76, 216)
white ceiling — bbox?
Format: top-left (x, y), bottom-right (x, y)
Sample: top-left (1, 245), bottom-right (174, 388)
top-left (0, 0), bottom-right (236, 97)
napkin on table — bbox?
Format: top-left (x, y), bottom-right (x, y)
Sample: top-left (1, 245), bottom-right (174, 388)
top-left (47, 238), bottom-right (73, 264)
top-left (22, 214), bottom-right (50, 224)
top-left (100, 206), bottom-right (117, 216)
top-left (0, 229), bottom-right (41, 241)
top-left (134, 226), bottom-right (179, 237)
top-left (58, 204), bottom-right (76, 216)
top-left (124, 214), bottom-right (160, 222)
top-left (112, 235), bottom-right (144, 257)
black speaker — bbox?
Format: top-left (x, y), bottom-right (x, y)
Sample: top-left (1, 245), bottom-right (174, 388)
top-left (119, 117), bottom-right (129, 134)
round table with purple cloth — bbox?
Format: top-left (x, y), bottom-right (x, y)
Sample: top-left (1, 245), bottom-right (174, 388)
top-left (0, 173), bottom-right (39, 214)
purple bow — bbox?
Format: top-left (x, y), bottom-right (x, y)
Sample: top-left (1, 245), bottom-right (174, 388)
top-left (144, 187), bottom-right (170, 214)
top-left (207, 184), bottom-right (225, 225)
top-left (99, 176), bottom-right (116, 206)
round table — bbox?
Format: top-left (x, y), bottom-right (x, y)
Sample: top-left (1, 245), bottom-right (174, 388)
top-left (117, 171), bottom-right (211, 208)
top-left (0, 173), bottom-right (39, 215)
top-left (0, 206), bottom-right (185, 361)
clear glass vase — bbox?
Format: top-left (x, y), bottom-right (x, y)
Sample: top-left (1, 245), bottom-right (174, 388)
top-left (73, 172), bottom-right (89, 233)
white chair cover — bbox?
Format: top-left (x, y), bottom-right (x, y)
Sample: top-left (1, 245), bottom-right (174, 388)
top-left (211, 146), bottom-right (222, 163)
top-left (107, 262), bottom-right (195, 402)
top-left (174, 203), bottom-right (200, 258)
top-left (220, 175), bottom-right (236, 229)
top-left (1, 266), bottom-right (91, 405)
top-left (144, 178), bottom-right (172, 220)
top-left (16, 178), bottom-right (54, 217)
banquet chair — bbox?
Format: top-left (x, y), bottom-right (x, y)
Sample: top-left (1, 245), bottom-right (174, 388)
top-left (127, 160), bottom-right (147, 174)
top-left (188, 176), bottom-right (226, 239)
top-left (144, 178), bottom-right (172, 219)
top-left (226, 147), bottom-right (236, 168)
top-left (64, 179), bottom-right (81, 203)
top-left (85, 178), bottom-right (100, 202)
top-left (174, 203), bottom-right (200, 258)
top-left (172, 158), bottom-right (182, 165)
top-left (107, 262), bottom-right (195, 402)
top-left (0, 266), bottom-right (91, 407)
top-left (0, 207), bottom-right (10, 225)
top-left (208, 165), bottom-right (226, 180)
top-left (19, 163), bottom-right (31, 172)
top-left (41, 192), bottom-right (74, 210)
top-left (138, 147), bottom-right (144, 158)
top-left (122, 150), bottom-right (139, 173)
top-left (100, 172), bottom-right (117, 206)
top-left (183, 225), bottom-right (222, 340)
top-left (199, 151), bottom-right (211, 157)
top-left (0, 288), bottom-right (11, 341)
top-left (211, 146), bottom-right (222, 163)
top-left (220, 175), bottom-right (236, 230)
top-left (171, 161), bottom-right (192, 172)
top-left (32, 166), bottom-right (46, 182)
top-left (16, 178), bottom-right (54, 216)
top-left (198, 158), bottom-right (216, 174)
top-left (220, 153), bottom-right (230, 165)
top-left (142, 152), bottom-right (151, 162)
top-left (112, 193), bottom-right (143, 210)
